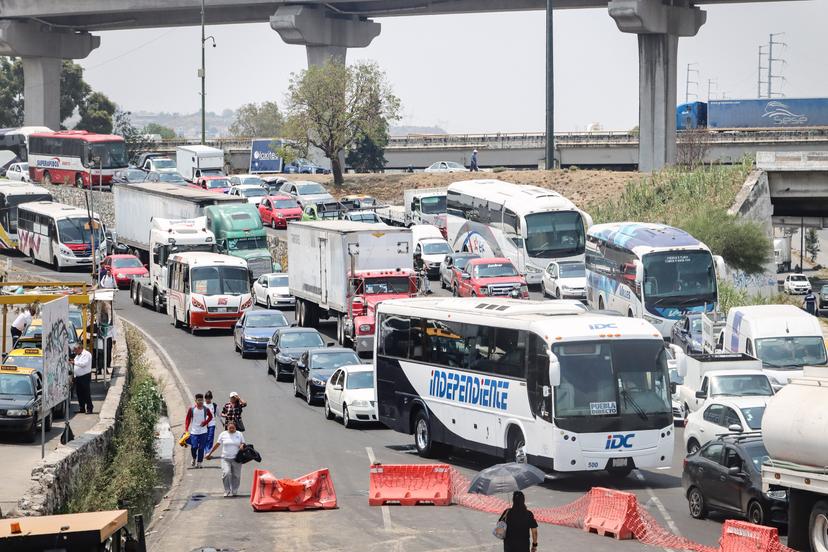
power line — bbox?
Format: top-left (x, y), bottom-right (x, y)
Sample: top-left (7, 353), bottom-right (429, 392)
top-left (84, 28), bottom-right (176, 72)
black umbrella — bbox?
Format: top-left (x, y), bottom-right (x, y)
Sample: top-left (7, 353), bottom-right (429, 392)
top-left (467, 462), bottom-right (547, 496)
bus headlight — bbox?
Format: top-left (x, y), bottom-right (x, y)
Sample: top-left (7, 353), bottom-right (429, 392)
top-left (643, 315), bottom-right (661, 325)
top-left (525, 264), bottom-right (542, 274)
top-left (59, 245), bottom-right (73, 255)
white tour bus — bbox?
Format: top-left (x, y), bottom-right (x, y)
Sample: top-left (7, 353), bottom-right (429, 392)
top-left (0, 182), bottom-right (52, 250)
top-left (166, 252), bottom-right (253, 332)
top-left (16, 201), bottom-right (105, 269)
top-left (375, 297), bottom-right (674, 475)
top-left (445, 180), bottom-right (592, 285)
top-left (585, 222), bottom-right (720, 338)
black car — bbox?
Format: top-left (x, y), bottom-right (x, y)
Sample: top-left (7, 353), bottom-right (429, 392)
top-left (234, 310), bottom-right (289, 359)
top-left (293, 347), bottom-right (361, 405)
top-left (266, 327), bottom-right (326, 381)
top-left (671, 313), bottom-right (704, 354)
top-left (682, 435), bottom-right (787, 526)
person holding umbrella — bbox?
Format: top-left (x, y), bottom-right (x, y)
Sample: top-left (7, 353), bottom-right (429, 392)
top-left (499, 491), bottom-right (538, 552)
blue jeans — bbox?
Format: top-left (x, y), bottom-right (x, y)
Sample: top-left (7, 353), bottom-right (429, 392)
top-left (190, 433), bottom-right (207, 462)
top-left (203, 426), bottom-right (216, 453)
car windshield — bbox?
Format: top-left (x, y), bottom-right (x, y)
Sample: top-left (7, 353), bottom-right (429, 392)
top-left (642, 250), bottom-right (717, 304)
top-left (710, 375), bottom-right (773, 396)
top-left (190, 266), bottom-right (249, 296)
top-left (126, 169), bottom-right (145, 182)
top-left (455, 255), bottom-right (478, 269)
top-left (559, 262), bottom-right (585, 278)
top-left (755, 336), bottom-right (828, 369)
top-left (791, 275), bottom-right (807, 282)
top-left (743, 441), bottom-right (771, 471)
top-left (159, 172), bottom-right (186, 183)
top-left (246, 312), bottom-right (287, 328)
top-left (363, 277), bottom-right (411, 295)
top-left (227, 236), bottom-right (268, 250)
top-left (4, 355), bottom-right (42, 370)
top-left (822, 285), bottom-right (828, 293)
top-left (423, 241), bottom-right (452, 255)
top-left (57, 217), bottom-right (104, 245)
top-left (205, 179), bottom-right (230, 189)
top-left (0, 373), bottom-right (33, 396)
top-left (740, 406), bottom-right (765, 430)
top-left (154, 159), bottom-right (175, 169)
top-left (420, 196), bottom-right (446, 214)
top-left (312, 351), bottom-right (360, 370)
top-left (553, 339), bottom-right (671, 418)
top-left (474, 262), bottom-right (518, 278)
top-left (347, 370), bottom-right (374, 389)
top-left (350, 213), bottom-right (379, 223)
top-left (280, 332), bottom-right (324, 348)
top-left (446, 162), bottom-right (465, 169)
top-left (267, 275), bottom-right (289, 287)
top-left (240, 177), bottom-right (264, 186)
top-left (112, 257), bottom-right (143, 269)
top-left (274, 199), bottom-right (299, 209)
top-left (297, 183), bottom-right (326, 195)
top-left (524, 210), bottom-right (585, 258)
top-left (241, 187), bottom-right (266, 197)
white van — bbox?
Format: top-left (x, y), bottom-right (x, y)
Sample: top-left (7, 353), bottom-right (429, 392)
top-left (722, 304), bottom-right (827, 388)
top-left (410, 224), bottom-right (452, 279)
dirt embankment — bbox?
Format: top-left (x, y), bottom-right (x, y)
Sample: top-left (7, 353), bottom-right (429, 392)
top-left (282, 169), bottom-right (640, 209)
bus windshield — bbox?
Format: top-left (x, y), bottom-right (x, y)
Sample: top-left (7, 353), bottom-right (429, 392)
top-left (420, 196), bottom-right (446, 214)
top-left (642, 250), bottom-right (716, 304)
top-left (524, 211), bottom-right (585, 258)
top-left (190, 265), bottom-right (249, 296)
top-left (87, 141), bottom-right (128, 169)
top-left (755, 336), bottom-right (828, 369)
top-left (57, 218), bottom-right (104, 245)
top-left (553, 340), bottom-right (671, 419)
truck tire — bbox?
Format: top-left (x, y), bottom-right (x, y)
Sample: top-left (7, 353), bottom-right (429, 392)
top-left (296, 299), bottom-right (305, 327)
top-left (810, 500), bottom-right (828, 552)
top-left (305, 302), bottom-right (319, 327)
top-left (154, 289), bottom-right (163, 313)
top-left (132, 283), bottom-right (141, 305)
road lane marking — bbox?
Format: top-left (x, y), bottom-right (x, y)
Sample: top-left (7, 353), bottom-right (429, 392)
top-left (365, 446), bottom-right (392, 530)
top-left (636, 471), bottom-right (680, 552)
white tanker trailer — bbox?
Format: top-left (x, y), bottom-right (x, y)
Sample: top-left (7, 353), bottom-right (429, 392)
top-left (762, 365), bottom-right (828, 551)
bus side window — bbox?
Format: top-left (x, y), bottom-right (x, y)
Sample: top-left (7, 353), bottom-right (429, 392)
top-left (183, 266), bottom-right (190, 293)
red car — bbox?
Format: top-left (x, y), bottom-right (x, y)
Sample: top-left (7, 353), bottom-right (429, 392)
top-left (190, 175), bottom-right (231, 193)
top-left (455, 257), bottom-right (529, 299)
top-left (258, 195), bottom-right (303, 229)
top-left (101, 254), bottom-right (148, 289)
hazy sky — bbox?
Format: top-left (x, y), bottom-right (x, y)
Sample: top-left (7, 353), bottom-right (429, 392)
top-left (78, 1), bottom-right (827, 134)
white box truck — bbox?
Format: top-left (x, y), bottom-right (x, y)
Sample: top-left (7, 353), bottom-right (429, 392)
top-left (762, 365), bottom-right (828, 551)
top-left (176, 145), bottom-right (225, 181)
top-left (774, 236), bottom-right (792, 273)
top-left (287, 221), bottom-right (417, 353)
top-left (675, 352), bottom-right (767, 416)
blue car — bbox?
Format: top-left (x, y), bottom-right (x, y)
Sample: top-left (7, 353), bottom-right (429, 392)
top-left (233, 310), bottom-right (289, 359)
top-left (283, 158), bottom-right (329, 175)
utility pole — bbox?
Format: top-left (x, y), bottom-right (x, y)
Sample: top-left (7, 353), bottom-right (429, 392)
top-left (757, 45), bottom-right (767, 98)
top-left (767, 33), bottom-right (786, 98)
top-left (544, 0), bottom-right (555, 170)
top-left (707, 79), bottom-right (717, 101)
top-left (685, 63), bottom-right (699, 103)
top-left (200, 0), bottom-right (205, 145)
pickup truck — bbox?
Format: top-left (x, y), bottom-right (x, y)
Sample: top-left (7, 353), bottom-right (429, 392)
top-left (455, 257), bottom-right (528, 299)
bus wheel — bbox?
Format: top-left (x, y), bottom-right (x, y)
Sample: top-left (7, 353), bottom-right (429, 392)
top-left (43, 171), bottom-right (52, 185)
top-left (628, 309), bottom-right (634, 318)
top-left (414, 409), bottom-right (439, 458)
top-left (173, 309), bottom-right (182, 329)
top-left (599, 296), bottom-right (605, 310)
top-left (29, 249), bottom-right (36, 266)
top-left (153, 290), bottom-right (162, 313)
top-left (53, 257), bottom-right (62, 272)
top-left (507, 428), bottom-right (526, 464)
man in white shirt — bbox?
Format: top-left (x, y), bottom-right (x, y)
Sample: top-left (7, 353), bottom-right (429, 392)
top-left (10, 305), bottom-right (35, 346)
top-left (72, 343), bottom-right (94, 414)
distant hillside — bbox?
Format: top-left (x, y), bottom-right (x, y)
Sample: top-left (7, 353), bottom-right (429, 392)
top-left (390, 125), bottom-right (447, 136)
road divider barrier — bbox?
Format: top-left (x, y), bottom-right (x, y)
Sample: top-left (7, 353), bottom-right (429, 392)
top-left (250, 468), bottom-right (337, 512)
top-left (368, 463), bottom-right (452, 506)
top-left (719, 520), bottom-right (787, 552)
top-left (582, 487), bottom-right (636, 540)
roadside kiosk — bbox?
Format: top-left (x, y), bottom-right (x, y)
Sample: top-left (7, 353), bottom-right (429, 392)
top-left (0, 510), bottom-right (145, 551)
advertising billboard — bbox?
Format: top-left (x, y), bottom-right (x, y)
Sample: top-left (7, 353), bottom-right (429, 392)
top-left (249, 139), bottom-right (284, 174)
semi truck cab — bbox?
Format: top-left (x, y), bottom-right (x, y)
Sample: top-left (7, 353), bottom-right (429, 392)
top-left (204, 204), bottom-right (278, 280)
top-left (345, 269), bottom-right (418, 353)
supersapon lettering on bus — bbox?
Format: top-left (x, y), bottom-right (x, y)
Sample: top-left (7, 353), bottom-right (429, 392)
top-left (428, 369), bottom-right (509, 410)
top-left (36, 157), bottom-right (60, 169)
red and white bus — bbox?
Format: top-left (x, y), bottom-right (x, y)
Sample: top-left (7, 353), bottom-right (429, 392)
top-left (166, 252), bottom-right (253, 332)
top-left (17, 201), bottom-right (106, 270)
top-left (27, 130), bottom-right (128, 188)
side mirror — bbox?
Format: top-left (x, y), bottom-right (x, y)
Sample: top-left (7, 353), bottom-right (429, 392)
top-left (333, 384), bottom-right (343, 391)
top-left (634, 260), bottom-right (644, 282)
top-left (461, 273), bottom-right (470, 280)
top-left (548, 352), bottom-right (561, 387)
top-left (542, 385), bottom-right (551, 398)
top-left (695, 390), bottom-right (706, 399)
top-left (326, 342), bottom-right (335, 348)
top-left (727, 466), bottom-right (741, 476)
top-left (728, 423), bottom-right (743, 433)
top-left (235, 322), bottom-right (243, 328)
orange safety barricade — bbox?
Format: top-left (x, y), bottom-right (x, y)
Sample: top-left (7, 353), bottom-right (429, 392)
top-left (719, 520), bottom-right (786, 552)
top-left (582, 487), bottom-right (638, 540)
top-left (250, 468), bottom-right (337, 512)
top-left (369, 464), bottom-right (452, 506)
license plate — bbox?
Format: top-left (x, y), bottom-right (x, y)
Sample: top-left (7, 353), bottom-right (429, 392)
top-left (612, 458), bottom-right (628, 468)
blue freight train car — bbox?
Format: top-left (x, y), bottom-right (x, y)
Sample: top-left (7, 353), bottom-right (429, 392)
top-left (676, 98), bottom-right (828, 130)
top-left (676, 102), bottom-right (708, 130)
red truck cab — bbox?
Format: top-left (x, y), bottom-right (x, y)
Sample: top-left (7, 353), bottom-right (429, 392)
top-left (455, 257), bottom-right (529, 299)
top-left (345, 269), bottom-right (418, 353)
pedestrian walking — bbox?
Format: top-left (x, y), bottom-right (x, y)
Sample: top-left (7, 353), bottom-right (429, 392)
top-left (221, 392), bottom-right (247, 431)
top-left (10, 304), bottom-right (35, 347)
top-left (99, 268), bottom-right (116, 289)
top-left (498, 491), bottom-right (538, 552)
top-left (71, 343), bottom-right (94, 414)
top-left (203, 390), bottom-right (219, 455)
top-left (206, 420), bottom-right (246, 497)
top-left (184, 393), bottom-right (213, 468)
top-left (804, 288), bottom-right (817, 316)
top-left (470, 149), bottom-right (479, 172)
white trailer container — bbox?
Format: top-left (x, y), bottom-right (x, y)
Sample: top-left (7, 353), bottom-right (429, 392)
top-left (774, 236), bottom-right (792, 273)
top-left (762, 365), bottom-right (828, 551)
top-left (287, 221), bottom-right (416, 353)
top-left (176, 145), bottom-right (225, 181)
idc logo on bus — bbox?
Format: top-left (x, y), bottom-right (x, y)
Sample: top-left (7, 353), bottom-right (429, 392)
top-left (589, 323), bottom-right (617, 330)
top-left (36, 157), bottom-right (60, 169)
top-left (605, 433), bottom-right (635, 449)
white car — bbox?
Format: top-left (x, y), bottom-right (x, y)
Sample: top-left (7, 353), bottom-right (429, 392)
top-left (415, 238), bottom-right (453, 279)
top-left (5, 162), bottom-right (29, 182)
top-left (783, 273), bottom-right (810, 294)
top-left (424, 161), bottom-right (468, 173)
top-left (684, 396), bottom-right (768, 454)
top-left (323, 364), bottom-right (377, 428)
top-left (252, 272), bottom-right (293, 309)
top-left (541, 260), bottom-right (586, 300)
top-left (228, 183), bottom-right (268, 205)
top-left (230, 174), bottom-right (266, 187)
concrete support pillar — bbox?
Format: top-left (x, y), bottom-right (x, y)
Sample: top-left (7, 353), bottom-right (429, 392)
top-left (306, 45), bottom-right (347, 67)
top-left (21, 57), bottom-right (62, 130)
top-left (609, 0), bottom-right (706, 172)
top-left (0, 21), bottom-right (99, 129)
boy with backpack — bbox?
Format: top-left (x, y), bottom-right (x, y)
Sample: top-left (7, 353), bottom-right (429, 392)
top-left (184, 393), bottom-right (213, 468)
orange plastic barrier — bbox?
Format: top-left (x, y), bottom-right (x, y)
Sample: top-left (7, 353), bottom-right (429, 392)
top-left (250, 468), bottom-right (337, 512)
top-left (368, 464), bottom-right (452, 506)
top-left (719, 520), bottom-right (786, 552)
top-left (582, 487), bottom-right (638, 540)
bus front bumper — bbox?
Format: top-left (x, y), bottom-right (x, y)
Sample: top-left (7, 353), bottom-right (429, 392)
top-left (190, 311), bottom-right (241, 330)
top-left (552, 427), bottom-right (675, 472)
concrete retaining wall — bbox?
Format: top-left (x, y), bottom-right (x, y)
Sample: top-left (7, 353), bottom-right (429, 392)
top-left (14, 315), bottom-right (128, 516)
top-left (39, 183), bottom-right (115, 228)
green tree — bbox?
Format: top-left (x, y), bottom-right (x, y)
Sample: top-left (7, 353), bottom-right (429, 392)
top-left (60, 60), bottom-right (91, 127)
top-left (806, 228), bottom-right (820, 263)
top-left (229, 101), bottom-right (283, 137)
top-left (143, 122), bottom-right (176, 140)
top-left (283, 60), bottom-right (401, 185)
top-left (346, 128), bottom-right (388, 173)
top-left (113, 110), bottom-right (153, 164)
top-left (682, 209), bottom-right (771, 275)
top-left (76, 91), bottom-right (116, 134)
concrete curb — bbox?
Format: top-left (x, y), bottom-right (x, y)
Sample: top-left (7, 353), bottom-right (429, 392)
top-left (14, 315), bottom-right (128, 516)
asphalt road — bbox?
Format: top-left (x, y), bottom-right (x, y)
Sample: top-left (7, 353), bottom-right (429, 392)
top-left (5, 255), bottom-right (738, 552)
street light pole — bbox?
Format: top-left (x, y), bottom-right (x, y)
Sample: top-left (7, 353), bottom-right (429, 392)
top-left (544, 0), bottom-right (554, 170)
top-left (200, 0), bottom-right (206, 145)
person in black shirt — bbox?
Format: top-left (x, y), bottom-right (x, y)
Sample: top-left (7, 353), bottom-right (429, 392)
top-left (804, 288), bottom-right (817, 316)
top-left (502, 491), bottom-right (538, 552)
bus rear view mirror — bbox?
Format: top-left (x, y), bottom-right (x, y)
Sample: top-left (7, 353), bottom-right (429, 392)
top-left (634, 260), bottom-right (644, 282)
top-left (548, 351), bottom-right (561, 387)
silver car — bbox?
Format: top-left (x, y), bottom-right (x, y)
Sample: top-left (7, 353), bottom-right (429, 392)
top-left (278, 180), bottom-right (334, 208)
